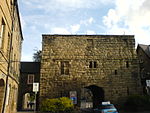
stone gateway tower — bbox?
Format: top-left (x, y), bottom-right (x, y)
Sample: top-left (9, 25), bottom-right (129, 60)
top-left (40, 35), bottom-right (142, 108)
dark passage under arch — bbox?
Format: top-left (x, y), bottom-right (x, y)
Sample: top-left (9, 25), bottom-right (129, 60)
top-left (85, 85), bottom-right (104, 108)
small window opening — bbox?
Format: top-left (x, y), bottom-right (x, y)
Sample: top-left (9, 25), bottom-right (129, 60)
top-left (94, 61), bottom-right (97, 68)
top-left (89, 61), bottom-right (97, 68)
top-left (126, 61), bottom-right (129, 68)
top-left (115, 70), bottom-right (117, 75)
top-left (89, 61), bottom-right (93, 68)
top-left (61, 61), bottom-right (69, 75)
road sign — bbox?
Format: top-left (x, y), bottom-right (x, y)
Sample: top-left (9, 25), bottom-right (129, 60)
top-left (70, 97), bottom-right (77, 104)
top-left (70, 91), bottom-right (77, 104)
top-left (70, 91), bottom-right (77, 97)
top-left (33, 83), bottom-right (39, 92)
top-left (146, 80), bottom-right (150, 86)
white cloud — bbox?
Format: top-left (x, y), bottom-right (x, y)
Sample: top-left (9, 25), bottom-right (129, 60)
top-left (80, 17), bottom-right (94, 26)
top-left (20, 0), bottom-right (113, 12)
top-left (19, 13), bottom-right (26, 30)
top-left (103, 0), bottom-right (150, 45)
top-left (21, 54), bottom-right (33, 61)
top-left (71, 24), bottom-right (80, 33)
top-left (103, 9), bottom-right (119, 28)
top-left (88, 17), bottom-right (94, 24)
top-left (86, 30), bottom-right (95, 34)
top-left (51, 27), bottom-right (70, 34)
top-left (50, 25), bottom-right (80, 34)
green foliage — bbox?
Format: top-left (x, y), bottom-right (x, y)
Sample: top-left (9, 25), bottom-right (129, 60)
top-left (41, 98), bottom-right (58, 112)
top-left (41, 97), bottom-right (74, 113)
top-left (124, 95), bottom-right (150, 111)
top-left (27, 93), bottom-right (35, 102)
top-left (33, 50), bottom-right (42, 62)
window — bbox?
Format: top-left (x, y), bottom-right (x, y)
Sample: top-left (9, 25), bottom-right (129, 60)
top-left (61, 61), bottom-right (69, 75)
top-left (93, 61), bottom-right (97, 68)
top-left (6, 84), bottom-right (11, 105)
top-left (0, 19), bottom-right (5, 48)
top-left (27, 74), bottom-right (34, 84)
top-left (126, 61), bottom-right (129, 68)
top-left (115, 70), bottom-right (117, 75)
top-left (89, 61), bottom-right (97, 68)
top-left (89, 61), bottom-right (93, 68)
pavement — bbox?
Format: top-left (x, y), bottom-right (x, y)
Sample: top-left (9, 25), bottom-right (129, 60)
top-left (17, 110), bottom-right (150, 113)
top-left (17, 111), bottom-right (36, 113)
top-left (17, 111), bottom-right (35, 113)
top-left (119, 111), bottom-right (150, 113)
top-left (81, 108), bottom-right (150, 113)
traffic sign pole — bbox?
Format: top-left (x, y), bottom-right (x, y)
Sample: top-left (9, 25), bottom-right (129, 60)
top-left (33, 83), bottom-right (39, 113)
top-left (34, 92), bottom-right (37, 113)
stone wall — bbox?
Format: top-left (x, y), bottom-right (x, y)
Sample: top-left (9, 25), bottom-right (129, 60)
top-left (40, 35), bottom-right (142, 107)
top-left (0, 0), bottom-right (23, 112)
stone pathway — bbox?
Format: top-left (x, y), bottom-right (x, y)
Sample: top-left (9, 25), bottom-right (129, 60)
top-left (17, 111), bottom-right (35, 113)
top-left (17, 110), bottom-right (150, 113)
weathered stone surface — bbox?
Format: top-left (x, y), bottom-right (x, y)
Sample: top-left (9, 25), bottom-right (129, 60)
top-left (0, 0), bottom-right (23, 112)
top-left (40, 35), bottom-right (142, 107)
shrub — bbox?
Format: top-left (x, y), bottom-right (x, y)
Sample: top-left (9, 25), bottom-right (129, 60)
top-left (41, 97), bottom-right (74, 113)
top-left (59, 97), bottom-right (74, 112)
top-left (124, 95), bottom-right (150, 111)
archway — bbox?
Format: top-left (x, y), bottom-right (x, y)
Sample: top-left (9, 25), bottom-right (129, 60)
top-left (23, 93), bottom-right (35, 110)
top-left (0, 79), bottom-right (5, 112)
top-left (80, 88), bottom-right (93, 108)
top-left (23, 93), bottom-right (30, 109)
top-left (85, 85), bottom-right (104, 108)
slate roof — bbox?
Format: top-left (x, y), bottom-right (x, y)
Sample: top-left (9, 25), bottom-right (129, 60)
top-left (138, 44), bottom-right (150, 58)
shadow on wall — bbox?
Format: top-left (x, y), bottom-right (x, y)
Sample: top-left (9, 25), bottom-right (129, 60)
top-left (0, 79), bottom-right (5, 113)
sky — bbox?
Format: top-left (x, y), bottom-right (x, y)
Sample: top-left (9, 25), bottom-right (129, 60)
top-left (18, 0), bottom-right (150, 61)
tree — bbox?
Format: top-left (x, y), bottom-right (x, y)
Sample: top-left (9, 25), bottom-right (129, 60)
top-left (33, 50), bottom-right (42, 62)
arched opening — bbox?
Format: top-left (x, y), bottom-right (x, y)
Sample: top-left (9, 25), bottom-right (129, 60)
top-left (85, 85), bottom-right (104, 108)
top-left (80, 88), bottom-right (93, 108)
top-left (0, 79), bottom-right (5, 112)
top-left (23, 93), bottom-right (35, 110)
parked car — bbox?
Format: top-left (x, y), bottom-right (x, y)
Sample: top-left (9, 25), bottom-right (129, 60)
top-left (94, 102), bottom-right (118, 113)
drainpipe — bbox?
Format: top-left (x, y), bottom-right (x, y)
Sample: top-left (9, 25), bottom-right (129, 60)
top-left (1, 0), bottom-right (16, 113)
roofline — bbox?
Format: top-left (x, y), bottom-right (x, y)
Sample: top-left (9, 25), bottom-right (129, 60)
top-left (138, 44), bottom-right (148, 46)
top-left (42, 34), bottom-right (134, 37)
top-left (137, 44), bottom-right (148, 50)
top-left (15, 0), bottom-right (23, 40)
top-left (137, 44), bottom-right (150, 59)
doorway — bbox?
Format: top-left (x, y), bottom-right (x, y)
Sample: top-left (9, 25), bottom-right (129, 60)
top-left (85, 85), bottom-right (104, 108)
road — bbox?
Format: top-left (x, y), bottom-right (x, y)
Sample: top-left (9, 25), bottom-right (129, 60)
top-left (17, 109), bottom-right (150, 113)
top-left (17, 111), bottom-right (34, 113)
top-left (119, 111), bottom-right (150, 113)
top-left (80, 108), bottom-right (150, 113)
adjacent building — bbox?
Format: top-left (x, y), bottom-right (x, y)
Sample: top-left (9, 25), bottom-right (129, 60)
top-left (0, 0), bottom-right (23, 112)
top-left (17, 62), bottom-right (40, 111)
top-left (40, 35), bottom-right (142, 108)
top-left (137, 44), bottom-right (150, 94)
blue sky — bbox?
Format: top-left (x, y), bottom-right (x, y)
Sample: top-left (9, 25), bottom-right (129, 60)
top-left (18, 0), bottom-right (150, 61)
